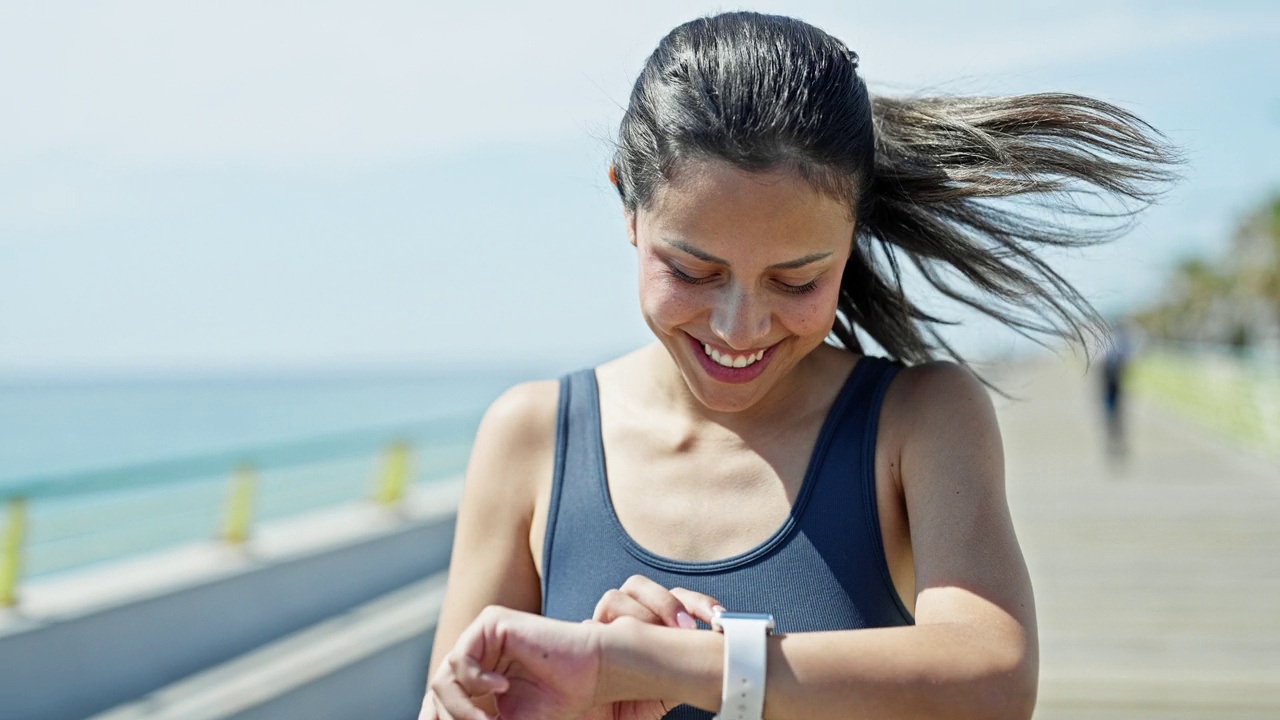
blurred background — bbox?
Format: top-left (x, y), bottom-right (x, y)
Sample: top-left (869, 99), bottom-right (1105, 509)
top-left (0, 1), bottom-right (1276, 719)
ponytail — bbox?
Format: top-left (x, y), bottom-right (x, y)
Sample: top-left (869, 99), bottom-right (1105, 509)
top-left (834, 93), bottom-right (1182, 365)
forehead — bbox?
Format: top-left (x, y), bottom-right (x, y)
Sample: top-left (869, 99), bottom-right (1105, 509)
top-left (642, 158), bottom-right (855, 252)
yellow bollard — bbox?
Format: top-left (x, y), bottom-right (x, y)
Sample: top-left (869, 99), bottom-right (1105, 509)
top-left (1, 497), bottom-right (26, 608)
top-left (374, 440), bottom-right (412, 507)
top-left (223, 464), bottom-right (257, 545)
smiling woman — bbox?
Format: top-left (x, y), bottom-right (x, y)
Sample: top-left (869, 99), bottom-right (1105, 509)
top-left (631, 160), bottom-right (856, 413)
top-left (419, 10), bottom-right (1179, 720)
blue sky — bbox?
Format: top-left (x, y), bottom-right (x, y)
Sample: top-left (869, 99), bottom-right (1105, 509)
top-left (1, 0), bottom-right (1277, 375)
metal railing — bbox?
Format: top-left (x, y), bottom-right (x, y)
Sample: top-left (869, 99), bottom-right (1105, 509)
top-left (0, 413), bottom-right (482, 607)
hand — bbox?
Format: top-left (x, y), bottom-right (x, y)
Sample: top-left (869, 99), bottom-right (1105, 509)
top-left (420, 606), bottom-right (602, 720)
top-left (578, 575), bottom-right (722, 720)
top-left (592, 574), bottom-right (723, 630)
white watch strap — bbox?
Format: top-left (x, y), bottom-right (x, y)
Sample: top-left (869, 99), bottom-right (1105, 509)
top-left (712, 616), bottom-right (770, 720)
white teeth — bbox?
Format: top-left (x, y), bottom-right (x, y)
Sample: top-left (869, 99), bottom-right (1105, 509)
top-left (701, 342), bottom-right (766, 369)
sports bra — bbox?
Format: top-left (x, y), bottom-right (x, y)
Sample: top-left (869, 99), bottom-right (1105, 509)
top-left (541, 355), bottom-right (913, 719)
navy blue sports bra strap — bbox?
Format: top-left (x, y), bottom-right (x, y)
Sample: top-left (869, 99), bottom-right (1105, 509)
top-left (864, 356), bottom-right (901, 399)
top-left (541, 369), bottom-right (599, 605)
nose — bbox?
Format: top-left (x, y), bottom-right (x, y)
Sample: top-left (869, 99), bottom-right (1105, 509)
top-left (709, 283), bottom-right (771, 351)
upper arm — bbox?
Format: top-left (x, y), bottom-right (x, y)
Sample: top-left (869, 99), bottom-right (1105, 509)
top-left (427, 379), bottom-right (560, 679)
top-left (893, 363), bottom-right (1037, 662)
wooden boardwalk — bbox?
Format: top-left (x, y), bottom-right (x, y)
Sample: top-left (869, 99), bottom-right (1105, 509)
top-left (991, 359), bottom-right (1280, 719)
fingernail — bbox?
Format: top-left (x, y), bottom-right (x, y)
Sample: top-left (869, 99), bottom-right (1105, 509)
top-left (712, 605), bottom-right (727, 614)
top-left (480, 672), bottom-right (508, 690)
top-left (675, 611), bottom-right (697, 629)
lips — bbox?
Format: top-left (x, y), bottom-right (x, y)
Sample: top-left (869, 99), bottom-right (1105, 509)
top-left (686, 333), bottom-right (777, 384)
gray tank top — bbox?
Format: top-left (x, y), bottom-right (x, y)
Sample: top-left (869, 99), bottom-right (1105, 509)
top-left (540, 355), bottom-right (913, 719)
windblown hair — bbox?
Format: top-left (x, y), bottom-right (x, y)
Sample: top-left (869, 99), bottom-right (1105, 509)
top-left (610, 11), bottom-right (1181, 370)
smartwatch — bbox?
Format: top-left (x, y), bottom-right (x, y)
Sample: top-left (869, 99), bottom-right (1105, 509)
top-left (710, 608), bottom-right (775, 720)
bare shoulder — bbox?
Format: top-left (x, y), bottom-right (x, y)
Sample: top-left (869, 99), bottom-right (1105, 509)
top-left (466, 379), bottom-right (561, 505)
top-left (888, 360), bottom-right (994, 422)
top-left (881, 360), bottom-right (1003, 489)
top-left (475, 379), bottom-right (560, 456)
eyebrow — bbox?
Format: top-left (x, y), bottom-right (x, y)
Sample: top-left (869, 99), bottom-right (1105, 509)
top-left (663, 238), bottom-right (832, 270)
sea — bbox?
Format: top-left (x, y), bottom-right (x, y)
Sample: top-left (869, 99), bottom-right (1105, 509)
top-left (0, 367), bottom-right (542, 580)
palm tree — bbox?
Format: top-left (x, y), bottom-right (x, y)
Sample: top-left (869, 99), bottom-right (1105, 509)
top-left (1136, 193), bottom-right (1280, 346)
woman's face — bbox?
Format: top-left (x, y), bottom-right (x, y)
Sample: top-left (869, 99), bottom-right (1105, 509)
top-left (626, 158), bottom-right (856, 413)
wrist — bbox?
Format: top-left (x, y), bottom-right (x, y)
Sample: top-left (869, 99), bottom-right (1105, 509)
top-left (598, 618), bottom-right (724, 711)
top-left (710, 611), bottom-right (775, 720)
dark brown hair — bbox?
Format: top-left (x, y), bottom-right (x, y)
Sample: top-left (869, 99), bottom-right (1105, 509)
top-left (611, 11), bottom-right (1181, 369)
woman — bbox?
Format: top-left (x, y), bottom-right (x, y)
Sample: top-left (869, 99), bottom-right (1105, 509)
top-left (420, 11), bottom-right (1177, 720)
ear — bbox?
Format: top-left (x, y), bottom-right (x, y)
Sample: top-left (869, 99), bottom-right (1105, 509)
top-left (624, 209), bottom-right (637, 248)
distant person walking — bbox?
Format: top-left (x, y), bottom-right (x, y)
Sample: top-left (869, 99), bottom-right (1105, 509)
top-left (1101, 322), bottom-right (1137, 460)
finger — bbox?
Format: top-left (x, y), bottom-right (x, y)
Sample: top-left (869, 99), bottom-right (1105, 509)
top-left (592, 588), bottom-right (663, 625)
top-left (430, 693), bottom-right (450, 720)
top-left (433, 616), bottom-right (505, 720)
top-left (669, 587), bottom-right (724, 625)
top-left (433, 672), bottom-right (496, 720)
top-left (619, 575), bottom-right (697, 628)
top-left (417, 689), bottom-right (437, 720)
top-left (449, 651), bottom-right (510, 698)
top-left (433, 683), bottom-right (499, 720)
top-left (432, 691), bottom-right (465, 720)
top-left (469, 606), bottom-right (508, 674)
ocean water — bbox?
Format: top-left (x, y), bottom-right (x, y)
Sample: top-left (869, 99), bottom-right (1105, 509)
top-left (0, 369), bottom-right (537, 483)
top-left (0, 367), bottom-right (538, 579)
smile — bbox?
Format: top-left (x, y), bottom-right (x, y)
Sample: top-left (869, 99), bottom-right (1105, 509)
top-left (701, 343), bottom-right (766, 368)
top-left (685, 334), bottom-right (777, 384)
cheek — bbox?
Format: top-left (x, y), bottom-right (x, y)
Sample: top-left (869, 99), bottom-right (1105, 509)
top-left (638, 265), bottom-right (703, 328)
top-left (779, 285), bottom-right (841, 336)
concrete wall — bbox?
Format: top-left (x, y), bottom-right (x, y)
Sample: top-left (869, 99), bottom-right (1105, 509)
top-left (0, 512), bottom-right (454, 720)
top-left (234, 627), bottom-right (436, 720)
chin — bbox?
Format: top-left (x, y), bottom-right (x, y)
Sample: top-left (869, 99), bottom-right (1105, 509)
top-left (682, 382), bottom-right (763, 414)
top-left (675, 342), bottom-right (782, 413)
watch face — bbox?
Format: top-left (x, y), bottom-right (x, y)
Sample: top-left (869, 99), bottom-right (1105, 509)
top-left (711, 610), bottom-right (776, 632)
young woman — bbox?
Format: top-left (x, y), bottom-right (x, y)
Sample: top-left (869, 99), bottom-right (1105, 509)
top-left (419, 11), bottom-right (1178, 720)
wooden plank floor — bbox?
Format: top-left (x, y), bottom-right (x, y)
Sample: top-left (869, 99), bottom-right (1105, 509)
top-left (990, 359), bottom-right (1280, 719)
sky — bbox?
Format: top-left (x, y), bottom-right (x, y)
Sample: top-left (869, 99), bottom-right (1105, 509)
top-left (1, 0), bottom-right (1278, 376)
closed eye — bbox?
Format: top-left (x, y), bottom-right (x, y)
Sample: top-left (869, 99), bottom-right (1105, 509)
top-left (665, 263), bottom-right (714, 285)
top-left (778, 279), bottom-right (819, 295)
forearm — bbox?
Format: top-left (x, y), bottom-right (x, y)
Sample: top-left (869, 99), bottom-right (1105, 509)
top-left (600, 620), bottom-right (1036, 720)
top-left (767, 622), bottom-right (1036, 720)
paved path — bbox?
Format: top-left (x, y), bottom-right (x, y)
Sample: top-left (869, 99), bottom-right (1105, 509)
top-left (989, 358), bottom-right (1280, 719)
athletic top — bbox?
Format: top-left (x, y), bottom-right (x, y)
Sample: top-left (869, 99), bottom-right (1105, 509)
top-left (540, 355), bottom-right (914, 719)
